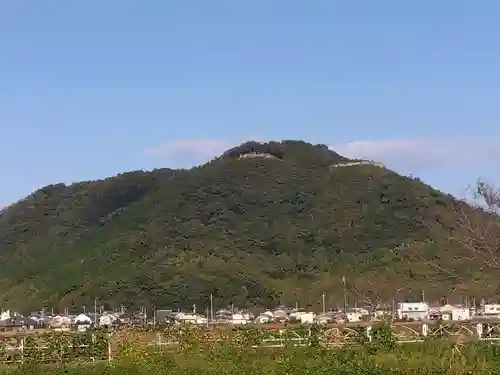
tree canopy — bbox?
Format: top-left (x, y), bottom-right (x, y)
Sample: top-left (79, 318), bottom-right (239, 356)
top-left (0, 140), bottom-right (488, 312)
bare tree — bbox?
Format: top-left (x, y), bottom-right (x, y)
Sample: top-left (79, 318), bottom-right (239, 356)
top-left (452, 179), bottom-right (500, 268)
top-left (348, 278), bottom-right (406, 317)
top-left (400, 179), bottom-right (500, 290)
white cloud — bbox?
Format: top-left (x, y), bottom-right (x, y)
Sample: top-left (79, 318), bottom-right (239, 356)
top-left (333, 138), bottom-right (499, 169)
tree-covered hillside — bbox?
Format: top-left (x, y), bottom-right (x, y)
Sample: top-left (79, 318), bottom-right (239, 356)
top-left (0, 141), bottom-right (486, 312)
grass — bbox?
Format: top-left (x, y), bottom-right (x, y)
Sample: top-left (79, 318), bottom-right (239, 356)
top-left (2, 328), bottom-right (500, 374)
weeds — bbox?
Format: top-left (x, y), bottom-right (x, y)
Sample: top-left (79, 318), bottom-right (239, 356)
top-left (0, 327), bottom-right (498, 374)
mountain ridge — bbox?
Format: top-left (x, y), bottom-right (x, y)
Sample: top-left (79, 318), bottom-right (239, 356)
top-left (0, 140), bottom-right (482, 312)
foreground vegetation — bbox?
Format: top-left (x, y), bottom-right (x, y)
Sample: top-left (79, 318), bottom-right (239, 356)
top-left (3, 330), bottom-right (500, 374)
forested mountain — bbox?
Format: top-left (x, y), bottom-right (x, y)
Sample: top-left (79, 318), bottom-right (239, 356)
top-left (0, 140), bottom-right (488, 312)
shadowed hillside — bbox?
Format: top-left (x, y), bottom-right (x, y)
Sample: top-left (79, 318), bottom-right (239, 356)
top-left (0, 140), bottom-right (487, 311)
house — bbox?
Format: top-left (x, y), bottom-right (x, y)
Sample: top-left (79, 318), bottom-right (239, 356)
top-left (438, 305), bottom-right (471, 321)
top-left (299, 312), bottom-right (315, 324)
top-left (315, 313), bottom-right (334, 325)
top-left (483, 304), bottom-right (500, 317)
top-left (428, 307), bottom-right (442, 320)
top-left (230, 313), bottom-right (251, 325)
top-left (49, 315), bottom-right (72, 329)
top-left (0, 316), bottom-right (39, 331)
top-left (117, 311), bottom-right (146, 325)
top-left (99, 313), bottom-right (116, 327)
top-left (396, 302), bottom-right (429, 321)
top-left (175, 313), bottom-right (207, 324)
top-left (451, 307), bottom-right (471, 321)
top-left (255, 313), bottom-right (273, 324)
top-left (0, 310), bottom-right (22, 321)
top-left (287, 310), bottom-right (315, 324)
top-left (155, 310), bottom-right (175, 324)
top-left (438, 304), bottom-right (455, 321)
top-left (73, 313), bottom-right (92, 331)
top-left (346, 308), bottom-right (370, 322)
top-left (273, 308), bottom-right (288, 323)
top-left (288, 310), bottom-right (305, 322)
top-left (215, 310), bottom-right (232, 324)
top-left (117, 312), bottom-right (134, 325)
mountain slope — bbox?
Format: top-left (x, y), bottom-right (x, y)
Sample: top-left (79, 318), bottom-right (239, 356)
top-left (0, 140), bottom-right (480, 311)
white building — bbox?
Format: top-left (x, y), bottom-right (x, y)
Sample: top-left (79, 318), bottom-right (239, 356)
top-left (299, 312), bottom-right (315, 324)
top-left (439, 305), bottom-right (471, 321)
top-left (255, 314), bottom-right (272, 324)
top-left (483, 304), bottom-right (500, 317)
top-left (73, 314), bottom-right (92, 331)
top-left (346, 308), bottom-right (369, 322)
top-left (230, 313), bottom-right (251, 325)
top-left (451, 307), bottom-right (471, 321)
top-left (0, 310), bottom-right (21, 321)
top-left (99, 313), bottom-right (116, 327)
top-left (176, 313), bottom-right (207, 324)
top-left (396, 302), bottom-right (429, 321)
top-left (49, 315), bottom-right (72, 329)
top-left (315, 314), bottom-right (334, 325)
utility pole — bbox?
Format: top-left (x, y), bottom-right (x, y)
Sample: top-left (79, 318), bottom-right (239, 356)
top-left (322, 293), bottom-right (326, 314)
top-left (421, 289), bottom-right (425, 302)
top-left (342, 276), bottom-right (347, 313)
top-left (392, 299), bottom-right (396, 321)
top-left (210, 294), bottom-right (214, 323)
top-left (94, 299), bottom-right (97, 325)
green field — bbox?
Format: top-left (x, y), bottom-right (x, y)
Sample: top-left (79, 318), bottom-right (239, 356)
top-left (1, 327), bottom-right (500, 374)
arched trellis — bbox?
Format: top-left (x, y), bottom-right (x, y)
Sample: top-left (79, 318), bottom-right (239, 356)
top-left (318, 327), bottom-right (365, 346)
top-left (481, 323), bottom-right (500, 338)
top-left (430, 324), bottom-right (475, 338)
top-left (260, 328), bottom-right (308, 347)
top-left (320, 327), bottom-right (342, 346)
top-left (391, 325), bottom-right (421, 342)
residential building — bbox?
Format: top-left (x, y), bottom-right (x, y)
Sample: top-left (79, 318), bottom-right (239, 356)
top-left (73, 313), bottom-right (92, 331)
top-left (0, 316), bottom-right (38, 331)
top-left (451, 307), bottom-right (471, 321)
top-left (346, 308), bottom-right (369, 322)
top-left (483, 304), bottom-right (500, 317)
top-left (175, 312), bottom-right (207, 324)
top-left (230, 313), bottom-right (251, 325)
top-left (255, 312), bottom-right (273, 324)
top-left (315, 313), bottom-right (334, 325)
top-left (396, 302), bottom-right (429, 321)
top-left (49, 315), bottom-right (72, 329)
top-left (0, 310), bottom-right (21, 321)
top-left (299, 312), bottom-right (315, 324)
top-left (99, 313), bottom-right (116, 327)
top-left (439, 305), bottom-right (471, 321)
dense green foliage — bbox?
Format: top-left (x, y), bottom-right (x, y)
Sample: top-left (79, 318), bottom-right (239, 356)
top-left (0, 140), bottom-right (481, 311)
top-left (3, 331), bottom-right (500, 374)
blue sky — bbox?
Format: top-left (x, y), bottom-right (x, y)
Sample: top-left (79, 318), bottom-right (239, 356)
top-left (1, 0), bottom-right (499, 207)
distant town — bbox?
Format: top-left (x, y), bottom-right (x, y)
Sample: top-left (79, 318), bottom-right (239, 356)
top-left (3, 300), bottom-right (500, 333)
